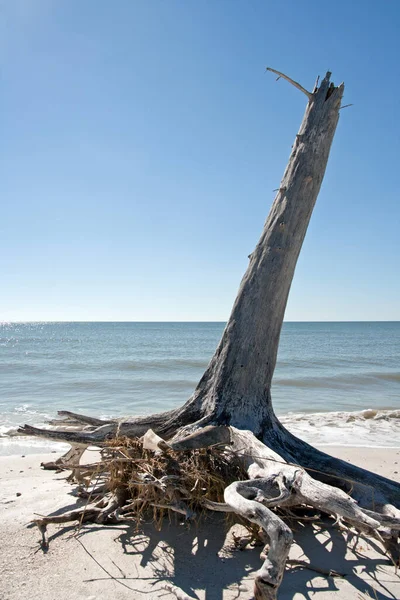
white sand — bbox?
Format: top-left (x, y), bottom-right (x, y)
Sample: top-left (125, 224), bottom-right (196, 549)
top-left (1, 447), bottom-right (399, 600)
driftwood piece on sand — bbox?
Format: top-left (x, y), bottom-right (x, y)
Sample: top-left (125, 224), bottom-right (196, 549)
top-left (18, 69), bottom-right (400, 599)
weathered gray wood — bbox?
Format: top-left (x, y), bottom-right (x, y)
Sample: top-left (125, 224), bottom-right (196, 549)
top-left (18, 70), bottom-right (400, 596)
top-left (225, 479), bottom-right (292, 600)
top-left (263, 427), bottom-right (400, 508)
top-left (32, 424), bottom-right (400, 599)
top-left (168, 71), bottom-right (344, 437)
top-left (18, 73), bottom-right (346, 444)
top-left (223, 427), bottom-right (400, 599)
top-left (54, 410), bottom-right (112, 426)
top-left (18, 72), bottom-right (400, 508)
top-left (266, 67), bottom-right (312, 98)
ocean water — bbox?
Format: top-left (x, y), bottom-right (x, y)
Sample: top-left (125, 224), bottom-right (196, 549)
top-left (1, 321), bottom-right (399, 455)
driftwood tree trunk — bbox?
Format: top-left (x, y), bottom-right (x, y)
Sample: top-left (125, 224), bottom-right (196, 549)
top-left (170, 70), bottom-right (342, 436)
top-left (19, 71), bottom-right (400, 599)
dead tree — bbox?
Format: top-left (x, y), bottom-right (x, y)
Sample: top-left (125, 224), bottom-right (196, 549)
top-left (19, 70), bottom-right (400, 599)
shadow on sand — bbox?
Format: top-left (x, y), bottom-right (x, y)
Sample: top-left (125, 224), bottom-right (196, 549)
top-left (38, 511), bottom-right (399, 600)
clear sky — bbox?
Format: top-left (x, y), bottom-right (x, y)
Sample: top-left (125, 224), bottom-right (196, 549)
top-left (1, 0), bottom-right (399, 322)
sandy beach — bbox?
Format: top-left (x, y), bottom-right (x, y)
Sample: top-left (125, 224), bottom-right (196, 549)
top-left (0, 446), bottom-right (399, 600)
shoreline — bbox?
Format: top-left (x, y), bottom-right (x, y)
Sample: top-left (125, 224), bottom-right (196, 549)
top-left (2, 438), bottom-right (400, 459)
top-left (3, 404), bottom-right (400, 456)
top-left (1, 448), bottom-right (399, 599)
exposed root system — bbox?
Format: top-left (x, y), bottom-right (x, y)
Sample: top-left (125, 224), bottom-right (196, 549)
top-left (35, 436), bottom-right (247, 533)
top-left (32, 427), bottom-right (400, 600)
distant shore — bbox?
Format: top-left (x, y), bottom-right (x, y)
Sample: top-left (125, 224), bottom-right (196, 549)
top-left (1, 447), bottom-right (399, 599)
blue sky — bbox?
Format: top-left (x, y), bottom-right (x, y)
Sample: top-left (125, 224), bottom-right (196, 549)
top-left (1, 0), bottom-right (399, 321)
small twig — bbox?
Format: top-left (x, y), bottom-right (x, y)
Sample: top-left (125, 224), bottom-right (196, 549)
top-left (266, 67), bottom-right (312, 99)
top-left (284, 508), bottom-right (321, 522)
top-left (161, 583), bottom-right (198, 600)
top-left (190, 478), bottom-right (199, 492)
top-left (150, 502), bottom-right (195, 519)
top-left (110, 558), bottom-right (127, 579)
top-left (59, 457), bottom-right (144, 470)
top-left (313, 75), bottom-right (320, 93)
top-left (77, 469), bottom-right (103, 531)
top-left (202, 499), bottom-right (235, 512)
top-left (340, 103), bottom-right (354, 110)
top-left (287, 559), bottom-right (346, 578)
top-left (37, 523), bottom-right (48, 550)
top-left (75, 537), bottom-right (137, 592)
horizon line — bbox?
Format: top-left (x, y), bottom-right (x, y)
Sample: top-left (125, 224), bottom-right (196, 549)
top-left (2, 320), bottom-right (400, 324)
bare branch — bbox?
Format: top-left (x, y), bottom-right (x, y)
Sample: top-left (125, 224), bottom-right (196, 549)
top-left (266, 67), bottom-right (312, 99)
top-left (161, 583), bottom-right (198, 600)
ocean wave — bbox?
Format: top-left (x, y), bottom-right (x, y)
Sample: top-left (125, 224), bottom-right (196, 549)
top-left (276, 357), bottom-right (390, 369)
top-left (0, 436), bottom-right (69, 456)
top-left (111, 358), bottom-right (209, 371)
top-left (273, 371), bottom-right (400, 388)
top-left (0, 358), bottom-right (210, 375)
top-left (50, 378), bottom-right (199, 391)
top-left (2, 407), bottom-right (400, 455)
top-left (279, 408), bottom-right (400, 447)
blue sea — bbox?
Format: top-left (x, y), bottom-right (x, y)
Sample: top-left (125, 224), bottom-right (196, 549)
top-left (1, 322), bottom-right (399, 455)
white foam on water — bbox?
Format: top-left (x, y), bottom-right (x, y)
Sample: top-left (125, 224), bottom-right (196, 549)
top-left (0, 437), bottom-right (69, 456)
top-left (280, 408), bottom-right (400, 447)
top-left (1, 407), bottom-right (400, 456)
top-left (0, 414), bottom-right (73, 456)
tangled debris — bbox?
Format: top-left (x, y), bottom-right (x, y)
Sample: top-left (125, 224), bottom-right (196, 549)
top-left (35, 433), bottom-right (249, 542)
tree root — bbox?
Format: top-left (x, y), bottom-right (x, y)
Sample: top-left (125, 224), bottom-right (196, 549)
top-left (161, 583), bottom-right (198, 600)
top-left (225, 480), bottom-right (293, 599)
top-left (24, 424), bottom-right (400, 599)
top-left (19, 407), bottom-right (179, 444)
top-left (286, 559), bottom-right (345, 578)
top-left (41, 445), bottom-right (87, 471)
top-left (265, 422), bottom-right (400, 508)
